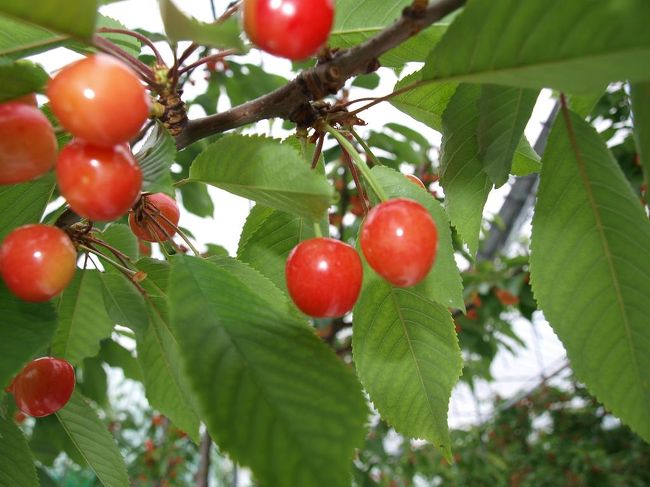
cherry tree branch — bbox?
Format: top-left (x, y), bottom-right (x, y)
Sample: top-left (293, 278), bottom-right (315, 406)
top-left (175, 0), bottom-right (465, 149)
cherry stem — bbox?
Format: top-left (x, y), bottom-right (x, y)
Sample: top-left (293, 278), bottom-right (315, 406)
top-left (348, 79), bottom-right (426, 117)
top-left (341, 146), bottom-right (370, 215)
top-left (78, 244), bottom-right (137, 277)
top-left (313, 222), bottom-right (323, 238)
top-left (92, 34), bottom-right (157, 87)
top-left (84, 235), bottom-right (134, 268)
top-left (176, 49), bottom-right (238, 76)
top-left (142, 204), bottom-right (202, 257)
top-left (97, 27), bottom-right (165, 66)
top-left (349, 127), bottom-right (382, 167)
top-left (311, 134), bottom-right (325, 169)
top-left (325, 125), bottom-right (388, 202)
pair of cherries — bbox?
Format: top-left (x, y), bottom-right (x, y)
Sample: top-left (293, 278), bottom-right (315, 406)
top-left (286, 195), bottom-right (439, 318)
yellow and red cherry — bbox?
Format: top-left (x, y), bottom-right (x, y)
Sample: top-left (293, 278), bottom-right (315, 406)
top-left (0, 101), bottom-right (57, 185)
top-left (47, 54), bottom-right (150, 147)
top-left (56, 140), bottom-right (142, 221)
top-left (243, 0), bottom-right (335, 60)
top-left (0, 224), bottom-right (77, 302)
top-left (129, 193), bottom-right (180, 242)
top-left (10, 357), bottom-right (75, 417)
top-left (285, 237), bottom-right (363, 318)
top-left (360, 198), bottom-right (438, 287)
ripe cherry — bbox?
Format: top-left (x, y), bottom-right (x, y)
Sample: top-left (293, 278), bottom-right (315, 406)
top-left (56, 140), bottom-right (142, 221)
top-left (243, 0), bottom-right (334, 60)
top-left (360, 198), bottom-right (438, 287)
top-left (0, 224), bottom-right (77, 302)
top-left (406, 174), bottom-right (426, 189)
top-left (0, 101), bottom-right (57, 185)
top-left (10, 357), bottom-right (75, 417)
top-left (129, 193), bottom-right (180, 242)
top-left (285, 237), bottom-right (363, 318)
top-left (47, 54), bottom-right (150, 147)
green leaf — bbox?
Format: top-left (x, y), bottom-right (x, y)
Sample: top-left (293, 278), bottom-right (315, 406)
top-left (96, 224), bottom-right (139, 261)
top-left (52, 270), bottom-right (114, 366)
top-left (423, 0), bottom-right (650, 92)
top-left (0, 59), bottom-right (49, 102)
top-left (0, 15), bottom-right (67, 59)
top-left (371, 166), bottom-right (464, 310)
top-left (135, 123), bottom-right (176, 195)
top-left (0, 284), bottom-right (57, 390)
top-left (56, 391), bottom-right (129, 487)
top-left (631, 83), bottom-right (650, 183)
top-left (237, 205), bottom-right (319, 294)
top-left (169, 256), bottom-right (368, 487)
top-left (390, 70), bottom-right (457, 132)
top-left (440, 84), bottom-right (492, 256)
top-left (353, 267), bottom-right (461, 461)
top-left (0, 413), bottom-right (38, 487)
top-left (0, 0), bottom-right (98, 39)
top-left (135, 259), bottom-right (201, 442)
top-left (78, 356), bottom-right (109, 408)
top-left (30, 415), bottom-right (67, 466)
top-left (98, 339), bottom-right (142, 382)
top-left (100, 269), bottom-right (147, 334)
top-left (159, 0), bottom-right (243, 50)
top-left (511, 137), bottom-right (541, 176)
top-left (530, 109), bottom-right (650, 442)
top-left (0, 174), bottom-right (55, 241)
top-left (478, 86), bottom-right (539, 187)
top-left (179, 183), bottom-right (214, 218)
top-left (330, 0), bottom-right (447, 68)
top-left (352, 72), bottom-right (380, 90)
top-left (190, 135), bottom-right (333, 220)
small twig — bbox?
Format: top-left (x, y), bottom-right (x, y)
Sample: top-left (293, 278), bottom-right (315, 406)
top-left (349, 80), bottom-right (426, 117)
top-left (196, 431), bottom-right (212, 487)
top-left (78, 244), bottom-right (137, 277)
top-left (97, 27), bottom-right (165, 66)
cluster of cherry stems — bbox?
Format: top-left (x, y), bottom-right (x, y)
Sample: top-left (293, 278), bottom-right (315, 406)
top-left (1, 0), bottom-right (438, 421)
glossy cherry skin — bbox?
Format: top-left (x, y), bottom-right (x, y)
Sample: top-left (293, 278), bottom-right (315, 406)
top-left (285, 237), bottom-right (362, 318)
top-left (47, 54), bottom-right (150, 147)
top-left (11, 357), bottom-right (75, 417)
top-left (0, 224), bottom-right (77, 302)
top-left (406, 174), bottom-right (426, 189)
top-left (360, 198), bottom-right (438, 287)
top-left (0, 102), bottom-right (57, 185)
top-left (243, 0), bottom-right (335, 60)
top-left (56, 140), bottom-right (142, 221)
top-left (129, 193), bottom-right (180, 242)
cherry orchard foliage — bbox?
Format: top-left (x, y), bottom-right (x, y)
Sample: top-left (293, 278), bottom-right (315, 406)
top-left (0, 0), bottom-right (649, 485)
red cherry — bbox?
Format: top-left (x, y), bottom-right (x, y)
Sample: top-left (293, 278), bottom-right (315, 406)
top-left (10, 357), bottom-right (75, 417)
top-left (56, 140), bottom-right (142, 221)
top-left (406, 174), bottom-right (426, 189)
top-left (285, 237), bottom-right (363, 318)
top-left (243, 0), bottom-right (334, 60)
top-left (0, 224), bottom-right (77, 302)
top-left (13, 411), bottom-right (27, 424)
top-left (0, 102), bottom-right (57, 185)
top-left (360, 198), bottom-right (438, 287)
top-left (129, 193), bottom-right (180, 242)
top-left (47, 54), bottom-right (150, 147)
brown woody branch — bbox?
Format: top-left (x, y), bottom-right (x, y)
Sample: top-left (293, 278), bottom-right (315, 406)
top-left (175, 0), bottom-right (465, 149)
